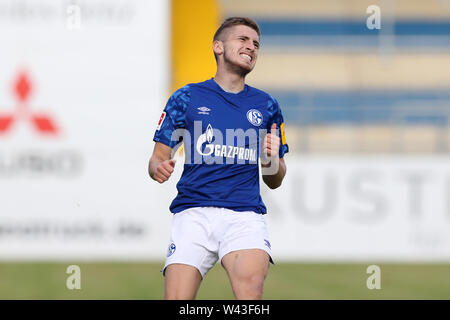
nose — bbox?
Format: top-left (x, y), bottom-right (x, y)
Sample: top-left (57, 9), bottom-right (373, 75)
top-left (246, 41), bottom-right (255, 51)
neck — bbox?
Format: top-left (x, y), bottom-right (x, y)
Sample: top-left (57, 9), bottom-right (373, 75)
top-left (213, 66), bottom-right (246, 93)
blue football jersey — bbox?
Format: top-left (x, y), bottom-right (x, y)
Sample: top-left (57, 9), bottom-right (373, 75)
top-left (153, 78), bottom-right (289, 214)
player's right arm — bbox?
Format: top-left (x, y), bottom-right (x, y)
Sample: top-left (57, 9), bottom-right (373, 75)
top-left (148, 142), bottom-right (176, 183)
top-left (148, 86), bottom-right (190, 183)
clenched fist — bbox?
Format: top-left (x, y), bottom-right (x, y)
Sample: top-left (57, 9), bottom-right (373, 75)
top-left (152, 159), bottom-right (176, 184)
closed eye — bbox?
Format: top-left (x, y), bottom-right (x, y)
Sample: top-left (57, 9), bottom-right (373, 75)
top-left (238, 36), bottom-right (259, 47)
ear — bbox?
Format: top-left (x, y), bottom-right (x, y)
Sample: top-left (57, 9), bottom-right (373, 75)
top-left (213, 40), bottom-right (224, 56)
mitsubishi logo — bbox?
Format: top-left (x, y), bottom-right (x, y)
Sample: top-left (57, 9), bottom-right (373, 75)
top-left (0, 69), bottom-right (82, 178)
top-left (0, 70), bottom-right (59, 135)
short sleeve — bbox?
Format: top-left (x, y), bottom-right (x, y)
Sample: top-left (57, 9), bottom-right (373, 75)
top-left (153, 86), bottom-right (190, 148)
top-left (267, 96), bottom-right (289, 158)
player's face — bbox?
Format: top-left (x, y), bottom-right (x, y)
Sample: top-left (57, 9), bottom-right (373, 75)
top-left (221, 25), bottom-right (260, 74)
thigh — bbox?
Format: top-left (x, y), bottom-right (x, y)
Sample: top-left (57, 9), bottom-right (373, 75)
top-left (218, 210), bottom-right (273, 299)
top-left (222, 248), bottom-right (270, 278)
top-left (164, 263), bottom-right (202, 300)
top-left (221, 249), bottom-right (270, 299)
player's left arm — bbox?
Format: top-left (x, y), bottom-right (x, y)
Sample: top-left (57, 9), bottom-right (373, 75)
top-left (261, 123), bottom-right (286, 189)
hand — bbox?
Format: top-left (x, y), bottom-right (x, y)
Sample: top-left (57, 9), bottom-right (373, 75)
top-left (262, 123), bottom-right (280, 166)
top-left (153, 159), bottom-right (176, 183)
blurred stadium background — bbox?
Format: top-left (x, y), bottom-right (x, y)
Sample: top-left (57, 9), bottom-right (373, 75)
top-left (0, 0), bottom-right (449, 299)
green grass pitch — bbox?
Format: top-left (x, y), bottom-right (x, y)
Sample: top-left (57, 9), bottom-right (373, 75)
top-left (0, 262), bottom-right (449, 299)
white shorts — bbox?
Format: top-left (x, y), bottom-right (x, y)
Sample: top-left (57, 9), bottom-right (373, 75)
top-left (163, 207), bottom-right (273, 278)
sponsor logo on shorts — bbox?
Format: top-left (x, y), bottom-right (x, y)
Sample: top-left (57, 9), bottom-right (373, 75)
top-left (264, 239), bottom-right (271, 249)
top-left (167, 242), bottom-right (176, 257)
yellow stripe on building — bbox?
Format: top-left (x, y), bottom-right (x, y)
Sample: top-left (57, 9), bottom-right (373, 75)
top-left (171, 0), bottom-right (222, 93)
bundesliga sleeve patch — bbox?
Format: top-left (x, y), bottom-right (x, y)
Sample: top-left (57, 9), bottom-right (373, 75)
top-left (156, 111), bottom-right (166, 131)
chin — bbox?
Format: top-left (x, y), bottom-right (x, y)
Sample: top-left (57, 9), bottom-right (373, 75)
top-left (223, 57), bottom-right (254, 75)
top-left (235, 61), bottom-right (254, 75)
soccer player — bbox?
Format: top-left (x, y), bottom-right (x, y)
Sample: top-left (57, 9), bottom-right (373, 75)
top-left (148, 17), bottom-right (289, 300)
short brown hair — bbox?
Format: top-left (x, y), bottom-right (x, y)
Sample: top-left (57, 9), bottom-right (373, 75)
top-left (213, 17), bottom-right (261, 41)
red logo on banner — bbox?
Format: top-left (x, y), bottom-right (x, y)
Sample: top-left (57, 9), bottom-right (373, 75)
top-left (0, 70), bottom-right (59, 135)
